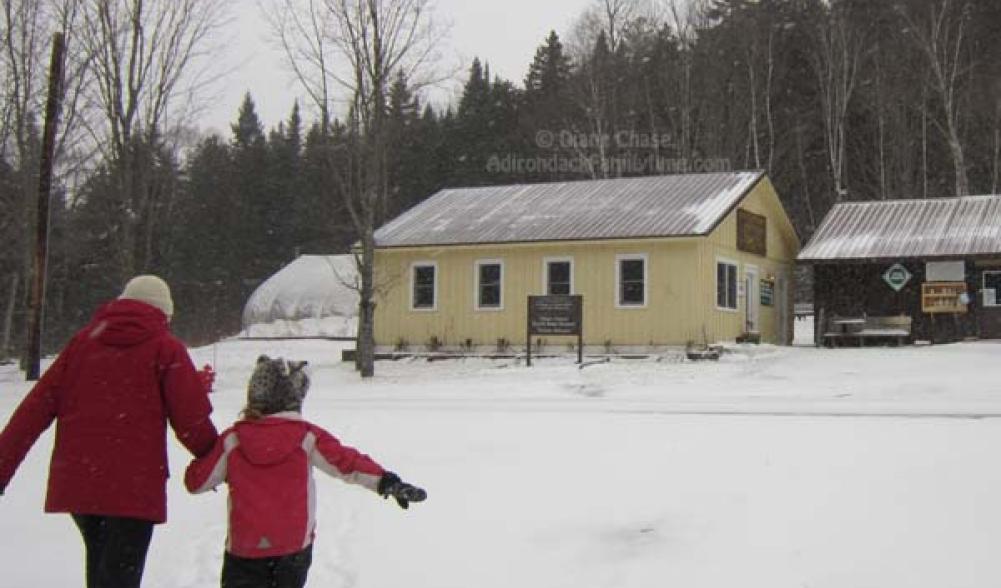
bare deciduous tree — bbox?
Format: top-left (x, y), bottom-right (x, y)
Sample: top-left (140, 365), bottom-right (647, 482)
top-left (269, 0), bottom-right (443, 377)
top-left (745, 17), bottom-right (776, 172)
top-left (811, 2), bottom-right (864, 203)
top-left (262, 0), bottom-right (337, 132)
top-left (896, 0), bottom-right (972, 196)
top-left (574, 0), bottom-right (640, 55)
top-left (0, 0), bottom-right (90, 362)
top-left (77, 0), bottom-right (226, 281)
top-left (661, 0), bottom-right (707, 162)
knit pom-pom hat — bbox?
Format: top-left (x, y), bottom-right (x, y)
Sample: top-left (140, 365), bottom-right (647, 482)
top-left (246, 355), bottom-right (311, 416)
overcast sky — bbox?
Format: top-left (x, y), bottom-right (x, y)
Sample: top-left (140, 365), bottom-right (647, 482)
top-left (203, 0), bottom-right (592, 135)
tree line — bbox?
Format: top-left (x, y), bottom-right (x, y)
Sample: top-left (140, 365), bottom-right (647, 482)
top-left (2, 0), bottom-right (1000, 366)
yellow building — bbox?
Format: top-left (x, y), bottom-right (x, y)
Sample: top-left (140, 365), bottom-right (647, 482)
top-left (373, 171), bottom-right (800, 351)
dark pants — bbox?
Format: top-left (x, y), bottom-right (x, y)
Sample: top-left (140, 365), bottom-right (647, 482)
top-left (72, 514), bottom-right (155, 588)
top-left (221, 545), bottom-right (313, 588)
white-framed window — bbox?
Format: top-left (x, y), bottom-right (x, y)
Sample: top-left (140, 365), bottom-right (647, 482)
top-left (543, 257), bottom-right (574, 295)
top-left (984, 271), bottom-right (1001, 307)
top-left (716, 258), bottom-right (739, 311)
top-left (474, 259), bottom-right (504, 310)
top-left (615, 253), bottom-right (648, 308)
top-left (410, 261), bottom-right (437, 311)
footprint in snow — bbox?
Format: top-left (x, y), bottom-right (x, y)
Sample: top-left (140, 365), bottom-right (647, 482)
top-left (564, 383), bottom-right (605, 398)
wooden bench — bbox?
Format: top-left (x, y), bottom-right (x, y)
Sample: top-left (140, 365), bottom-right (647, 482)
top-left (823, 315), bottom-right (912, 347)
top-left (856, 315), bottom-right (912, 346)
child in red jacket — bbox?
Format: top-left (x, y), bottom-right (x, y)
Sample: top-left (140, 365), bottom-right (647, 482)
top-left (185, 355), bottom-right (425, 588)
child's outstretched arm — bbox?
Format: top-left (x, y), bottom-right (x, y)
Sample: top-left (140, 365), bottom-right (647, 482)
top-left (305, 424), bottom-right (385, 490)
top-left (305, 424), bottom-right (426, 509)
top-left (184, 429), bottom-right (238, 493)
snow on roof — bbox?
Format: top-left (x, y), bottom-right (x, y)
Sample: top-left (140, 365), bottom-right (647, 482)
top-left (798, 194), bottom-right (1001, 261)
top-left (374, 172), bottom-right (765, 248)
top-left (242, 255), bottom-right (359, 328)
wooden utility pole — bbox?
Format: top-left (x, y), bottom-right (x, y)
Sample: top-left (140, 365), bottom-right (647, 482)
top-left (26, 32), bottom-right (66, 381)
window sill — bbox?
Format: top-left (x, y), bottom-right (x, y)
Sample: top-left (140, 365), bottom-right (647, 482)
top-left (615, 303), bottom-right (648, 310)
top-left (474, 306), bottom-right (504, 312)
top-left (410, 307), bottom-right (438, 313)
top-left (716, 306), bottom-right (740, 314)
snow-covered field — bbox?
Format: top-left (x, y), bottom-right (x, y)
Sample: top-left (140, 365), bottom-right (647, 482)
top-left (3, 320), bottom-right (1001, 587)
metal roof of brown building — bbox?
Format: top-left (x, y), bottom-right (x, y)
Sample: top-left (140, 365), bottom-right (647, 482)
top-left (374, 171), bottom-right (765, 248)
top-left (798, 194), bottom-right (1001, 262)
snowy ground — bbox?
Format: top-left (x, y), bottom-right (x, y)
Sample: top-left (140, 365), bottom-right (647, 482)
top-left (3, 318), bottom-right (1001, 587)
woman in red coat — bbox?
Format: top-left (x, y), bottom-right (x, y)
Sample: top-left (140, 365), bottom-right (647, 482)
top-left (0, 275), bottom-right (218, 588)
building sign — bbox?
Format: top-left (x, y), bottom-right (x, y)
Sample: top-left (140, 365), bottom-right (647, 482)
top-left (882, 263), bottom-right (912, 292)
top-left (527, 295), bottom-right (583, 365)
top-left (921, 282), bottom-right (968, 314)
top-left (925, 261), bottom-right (964, 282)
top-left (760, 279), bottom-right (774, 306)
top-left (529, 295), bottom-right (582, 335)
top-left (737, 209), bottom-right (767, 257)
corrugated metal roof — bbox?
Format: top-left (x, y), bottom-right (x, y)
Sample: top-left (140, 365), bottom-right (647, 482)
top-left (374, 172), bottom-right (764, 248)
top-left (798, 194), bottom-right (1001, 261)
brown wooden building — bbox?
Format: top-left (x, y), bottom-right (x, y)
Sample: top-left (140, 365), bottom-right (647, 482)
top-left (798, 194), bottom-right (1001, 344)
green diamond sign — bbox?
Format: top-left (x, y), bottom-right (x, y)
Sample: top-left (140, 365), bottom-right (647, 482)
top-left (883, 263), bottom-right (912, 292)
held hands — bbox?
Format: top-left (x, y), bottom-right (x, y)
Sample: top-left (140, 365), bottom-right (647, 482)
top-left (196, 365), bottom-right (216, 393)
top-left (378, 472), bottom-right (427, 510)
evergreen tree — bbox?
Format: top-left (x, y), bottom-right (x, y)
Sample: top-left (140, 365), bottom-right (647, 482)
top-left (300, 121), bottom-right (355, 253)
top-left (229, 93), bottom-right (275, 285)
top-left (451, 59), bottom-right (494, 186)
top-left (269, 102), bottom-right (305, 261)
top-left (386, 71), bottom-right (426, 215)
top-left (524, 31), bottom-right (573, 97)
top-left (522, 31), bottom-right (578, 181)
top-left (167, 135), bottom-right (241, 343)
top-left (448, 59), bottom-right (526, 186)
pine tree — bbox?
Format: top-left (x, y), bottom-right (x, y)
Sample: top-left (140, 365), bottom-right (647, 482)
top-left (269, 102), bottom-right (305, 261)
top-left (522, 31), bottom-right (578, 181)
top-left (167, 135), bottom-right (241, 342)
top-left (525, 31), bottom-right (573, 97)
top-left (386, 71), bottom-right (430, 215)
top-left (229, 93), bottom-right (274, 287)
top-left (451, 59), bottom-right (493, 186)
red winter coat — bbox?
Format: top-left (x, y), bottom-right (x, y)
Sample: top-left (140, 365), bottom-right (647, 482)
top-left (185, 413), bottom-right (385, 558)
top-left (0, 299), bottom-right (218, 523)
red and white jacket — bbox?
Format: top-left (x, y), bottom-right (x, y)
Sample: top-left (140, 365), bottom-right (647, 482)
top-left (184, 413), bottom-right (385, 558)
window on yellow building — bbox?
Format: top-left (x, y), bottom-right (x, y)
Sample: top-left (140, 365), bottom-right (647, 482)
top-left (545, 259), bottom-right (573, 295)
top-left (717, 260), bottom-right (738, 310)
top-left (411, 263), bottom-right (437, 310)
top-left (476, 260), bottom-right (503, 310)
top-left (616, 254), bottom-right (647, 307)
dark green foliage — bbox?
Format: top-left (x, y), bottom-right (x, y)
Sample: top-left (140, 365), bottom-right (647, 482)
top-left (8, 0), bottom-right (1001, 353)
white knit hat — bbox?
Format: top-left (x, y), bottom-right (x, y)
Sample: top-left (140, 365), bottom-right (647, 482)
top-left (120, 275), bottom-right (174, 318)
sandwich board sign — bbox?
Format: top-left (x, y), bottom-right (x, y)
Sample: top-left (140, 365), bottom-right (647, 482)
top-left (883, 263), bottom-right (912, 292)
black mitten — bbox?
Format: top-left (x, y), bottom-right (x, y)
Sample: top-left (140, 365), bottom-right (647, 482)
top-left (378, 472), bottom-right (427, 509)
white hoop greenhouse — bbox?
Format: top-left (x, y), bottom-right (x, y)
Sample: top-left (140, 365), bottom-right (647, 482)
top-left (241, 255), bottom-right (358, 338)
